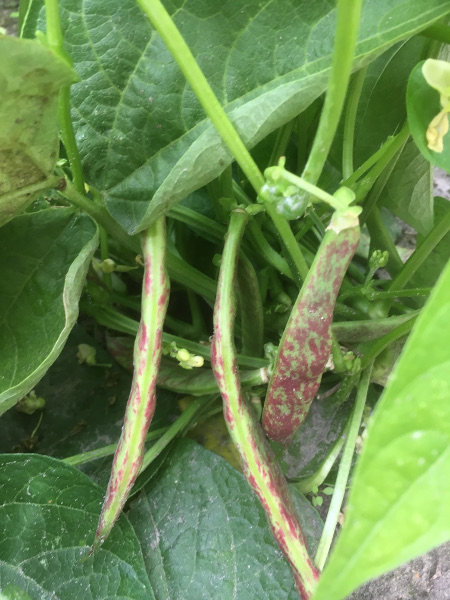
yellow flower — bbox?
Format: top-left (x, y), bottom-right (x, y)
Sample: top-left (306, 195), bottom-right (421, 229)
top-left (422, 59), bottom-right (450, 153)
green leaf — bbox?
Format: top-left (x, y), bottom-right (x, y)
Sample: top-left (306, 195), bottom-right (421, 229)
top-left (59, 0), bottom-right (450, 234)
top-left (411, 196), bottom-right (450, 290)
top-left (313, 258), bottom-right (450, 600)
top-left (0, 36), bottom-right (75, 226)
top-left (280, 394), bottom-right (353, 480)
top-left (0, 453), bottom-right (153, 599)
top-left (382, 138), bottom-right (433, 236)
top-left (0, 208), bottom-right (98, 416)
top-left (128, 438), bottom-right (316, 599)
top-left (0, 325), bottom-right (177, 487)
top-left (407, 59), bottom-right (450, 171)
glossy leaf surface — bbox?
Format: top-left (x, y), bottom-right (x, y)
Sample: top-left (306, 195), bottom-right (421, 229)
top-left (58, 0), bottom-right (450, 233)
top-left (0, 208), bottom-right (98, 415)
top-left (0, 454), bottom-right (152, 599)
top-left (313, 258), bottom-right (450, 600)
top-left (129, 438), bottom-right (322, 599)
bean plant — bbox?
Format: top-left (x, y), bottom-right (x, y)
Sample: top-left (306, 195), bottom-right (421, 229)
top-left (1, 0), bottom-right (450, 599)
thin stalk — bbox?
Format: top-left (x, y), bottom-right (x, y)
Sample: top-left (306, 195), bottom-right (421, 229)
top-left (332, 311), bottom-right (420, 342)
top-left (353, 123), bottom-right (409, 203)
top-left (360, 318), bottom-right (417, 369)
top-left (89, 305), bottom-right (269, 370)
top-left (342, 66), bottom-right (368, 180)
top-left (302, 0), bottom-right (362, 185)
top-left (140, 395), bottom-right (217, 471)
top-left (366, 208), bottom-right (404, 276)
top-left (315, 362), bottom-right (373, 569)
top-left (91, 216), bottom-right (169, 553)
top-left (45, 0), bottom-right (85, 193)
top-left (293, 413), bottom-right (352, 495)
top-left (364, 288), bottom-right (432, 301)
top-left (269, 119), bottom-right (295, 167)
top-left (137, 0), bottom-right (308, 286)
top-left (389, 208), bottom-right (450, 293)
top-left (219, 164), bottom-right (234, 200)
top-left (331, 332), bottom-right (347, 373)
top-left (341, 136), bottom-right (396, 188)
top-left (212, 209), bottom-right (320, 599)
top-left (247, 219), bottom-right (293, 279)
top-left (63, 427), bottom-right (168, 466)
top-left (422, 23), bottom-right (450, 44)
top-left (137, 0), bottom-right (264, 193)
top-left (169, 204), bottom-right (226, 243)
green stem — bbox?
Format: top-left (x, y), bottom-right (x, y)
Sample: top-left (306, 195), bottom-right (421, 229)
top-left (140, 395), bottom-right (217, 472)
top-left (293, 413), bottom-right (352, 495)
top-left (389, 209), bottom-right (450, 293)
top-left (360, 318), bottom-right (417, 369)
top-left (332, 311), bottom-right (419, 342)
top-left (366, 208), bottom-right (404, 276)
top-left (89, 305), bottom-right (269, 370)
top-left (264, 203), bottom-right (309, 282)
top-left (302, 0), bottom-right (362, 185)
top-left (331, 332), bottom-right (347, 373)
top-left (63, 427), bottom-right (168, 466)
top-left (359, 143), bottom-right (404, 227)
top-left (169, 204), bottom-right (226, 243)
top-left (342, 66), bottom-right (367, 180)
top-left (314, 362), bottom-right (373, 569)
top-left (137, 0), bottom-right (264, 194)
top-left (247, 219), bottom-right (293, 279)
top-left (353, 123), bottom-right (409, 203)
top-left (137, 0), bottom-right (308, 286)
top-left (45, 0), bottom-right (85, 194)
top-left (341, 136), bottom-right (396, 188)
top-left (422, 23), bottom-right (450, 44)
top-left (364, 288), bottom-right (432, 300)
top-left (269, 119), bottom-right (295, 167)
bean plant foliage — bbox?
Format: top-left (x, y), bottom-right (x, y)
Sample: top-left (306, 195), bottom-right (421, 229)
top-left (1, 0), bottom-right (450, 598)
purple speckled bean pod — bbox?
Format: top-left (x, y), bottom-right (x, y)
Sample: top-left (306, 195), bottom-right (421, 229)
top-left (262, 212), bottom-right (360, 445)
top-left (91, 216), bottom-right (170, 553)
top-left (211, 209), bottom-right (320, 599)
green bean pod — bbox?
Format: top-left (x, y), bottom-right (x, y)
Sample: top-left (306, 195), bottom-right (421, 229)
top-left (91, 217), bottom-right (170, 552)
top-left (211, 209), bottom-right (320, 599)
top-left (262, 211), bottom-right (360, 445)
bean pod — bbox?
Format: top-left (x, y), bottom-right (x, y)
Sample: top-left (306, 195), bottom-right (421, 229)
top-left (91, 217), bottom-right (170, 552)
top-left (211, 209), bottom-right (320, 600)
top-left (262, 211), bottom-right (360, 445)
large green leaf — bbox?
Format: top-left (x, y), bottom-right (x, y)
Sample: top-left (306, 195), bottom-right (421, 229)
top-left (382, 138), bottom-right (433, 236)
top-left (128, 438), bottom-right (322, 599)
top-left (0, 36), bottom-right (75, 226)
top-left (0, 454), bottom-right (153, 599)
top-left (0, 208), bottom-right (98, 416)
top-left (57, 0), bottom-right (450, 234)
top-left (313, 258), bottom-right (450, 600)
top-left (411, 196), bottom-right (450, 290)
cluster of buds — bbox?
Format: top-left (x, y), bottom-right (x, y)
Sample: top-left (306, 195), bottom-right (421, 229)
top-left (162, 342), bottom-right (204, 370)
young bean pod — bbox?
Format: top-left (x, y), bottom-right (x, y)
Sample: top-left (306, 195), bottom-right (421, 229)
top-left (211, 209), bottom-right (320, 600)
top-left (262, 209), bottom-right (360, 445)
top-left (91, 217), bottom-right (170, 553)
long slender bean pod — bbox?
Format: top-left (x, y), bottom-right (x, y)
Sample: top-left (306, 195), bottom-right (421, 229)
top-left (91, 216), bottom-right (170, 553)
top-left (211, 209), bottom-right (320, 599)
top-left (262, 210), bottom-right (360, 445)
